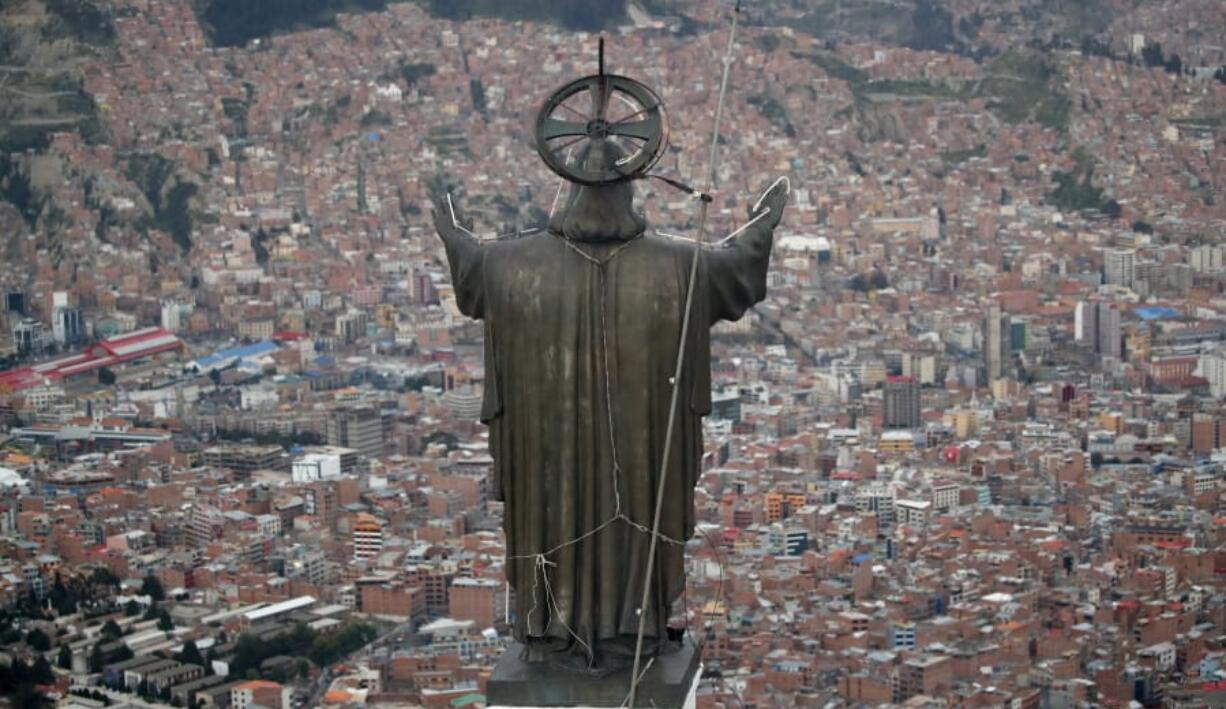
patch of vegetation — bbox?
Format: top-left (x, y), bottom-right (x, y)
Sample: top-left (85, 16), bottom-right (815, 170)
top-left (422, 0), bottom-right (628, 30)
top-left (199, 0), bottom-right (627, 46)
top-left (977, 51), bottom-right (1070, 129)
top-left (0, 124), bottom-right (56, 154)
top-left (360, 109), bottom-right (393, 128)
top-left (199, 0), bottom-right (391, 47)
top-left (1171, 116), bottom-right (1225, 128)
top-left (861, 78), bottom-right (961, 98)
top-left (905, 0), bottom-right (958, 52)
top-left (1047, 149), bottom-right (1119, 217)
top-left (124, 153), bottom-right (197, 251)
top-left (0, 154), bottom-right (39, 225)
top-left (470, 78), bottom-right (487, 115)
top-left (747, 93), bottom-right (796, 138)
top-left (397, 61), bottom-right (436, 86)
top-left (940, 144), bottom-right (987, 164)
top-left (792, 51), bottom-right (869, 85)
top-left (42, 0), bottom-right (116, 46)
top-left (228, 622), bottom-right (377, 678)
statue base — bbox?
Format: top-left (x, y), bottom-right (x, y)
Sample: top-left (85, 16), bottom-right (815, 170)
top-left (487, 637), bottom-right (701, 708)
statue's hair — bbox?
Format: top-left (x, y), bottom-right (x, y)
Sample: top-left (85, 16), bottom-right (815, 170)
top-left (548, 140), bottom-right (646, 243)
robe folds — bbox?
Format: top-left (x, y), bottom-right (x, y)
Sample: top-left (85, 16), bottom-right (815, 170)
top-left (439, 215), bottom-right (775, 662)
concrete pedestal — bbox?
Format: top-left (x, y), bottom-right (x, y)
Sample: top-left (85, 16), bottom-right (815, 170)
top-left (487, 637), bottom-right (701, 708)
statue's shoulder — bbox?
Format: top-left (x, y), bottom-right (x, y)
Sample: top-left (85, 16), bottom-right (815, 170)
top-left (482, 233), bottom-right (563, 269)
top-left (642, 233), bottom-right (699, 255)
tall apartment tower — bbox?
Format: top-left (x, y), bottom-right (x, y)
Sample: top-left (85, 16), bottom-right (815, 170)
top-left (982, 304), bottom-right (1009, 383)
top-left (1097, 303), bottom-right (1123, 359)
top-left (1104, 248), bottom-right (1136, 289)
top-left (1075, 301), bottom-right (1098, 345)
top-left (883, 376), bottom-right (921, 429)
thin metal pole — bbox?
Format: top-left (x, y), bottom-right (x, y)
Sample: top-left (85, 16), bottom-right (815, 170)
top-left (626, 3), bottom-right (740, 706)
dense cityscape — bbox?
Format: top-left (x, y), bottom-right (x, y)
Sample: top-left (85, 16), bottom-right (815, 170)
top-left (1, 0), bottom-right (1226, 706)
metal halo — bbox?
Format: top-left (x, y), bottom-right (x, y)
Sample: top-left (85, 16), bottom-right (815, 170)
top-left (534, 73), bottom-right (668, 186)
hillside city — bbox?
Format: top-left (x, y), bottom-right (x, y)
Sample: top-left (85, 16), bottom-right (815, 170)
top-left (2, 0), bottom-right (1226, 707)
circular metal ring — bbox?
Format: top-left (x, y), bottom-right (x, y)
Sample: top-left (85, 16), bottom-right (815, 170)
top-left (534, 73), bottom-right (668, 186)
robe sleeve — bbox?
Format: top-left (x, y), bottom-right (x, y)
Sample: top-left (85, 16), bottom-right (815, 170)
top-left (704, 216), bottom-right (776, 325)
top-left (703, 180), bottom-right (787, 325)
top-left (439, 228), bottom-right (486, 320)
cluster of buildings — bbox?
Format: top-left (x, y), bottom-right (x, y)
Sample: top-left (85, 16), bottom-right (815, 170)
top-left (0, 0), bottom-right (1225, 707)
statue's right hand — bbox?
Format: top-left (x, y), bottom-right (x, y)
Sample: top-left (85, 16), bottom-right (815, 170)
top-left (431, 196), bottom-right (475, 241)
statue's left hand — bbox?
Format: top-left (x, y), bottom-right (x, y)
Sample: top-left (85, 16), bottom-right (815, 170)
top-left (431, 195), bottom-right (476, 241)
top-left (749, 178), bottom-right (789, 230)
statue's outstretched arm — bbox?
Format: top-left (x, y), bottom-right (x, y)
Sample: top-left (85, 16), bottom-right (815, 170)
top-left (432, 195), bottom-right (486, 319)
top-left (704, 178), bottom-right (789, 324)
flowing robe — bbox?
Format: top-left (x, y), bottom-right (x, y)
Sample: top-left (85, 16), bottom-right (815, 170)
top-left (440, 219), bottom-right (775, 660)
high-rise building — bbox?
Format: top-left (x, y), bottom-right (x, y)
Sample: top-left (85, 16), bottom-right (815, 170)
top-left (981, 304), bottom-right (1009, 383)
top-left (52, 307), bottom-right (83, 346)
top-left (161, 300), bottom-right (192, 332)
top-left (1075, 301), bottom-right (1098, 345)
top-left (11, 318), bottom-right (47, 356)
top-left (1104, 248), bottom-right (1136, 289)
top-left (1199, 347), bottom-right (1226, 398)
top-left (1097, 303), bottom-right (1123, 359)
top-left (335, 310), bottom-right (369, 344)
top-left (1076, 301), bottom-right (1124, 359)
top-left (352, 513), bottom-right (383, 561)
top-left (883, 376), bottom-right (921, 429)
top-left (1190, 244), bottom-right (1225, 273)
top-left (326, 407), bottom-right (383, 459)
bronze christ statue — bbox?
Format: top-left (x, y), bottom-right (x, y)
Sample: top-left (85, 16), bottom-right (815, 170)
top-left (434, 139), bottom-right (786, 673)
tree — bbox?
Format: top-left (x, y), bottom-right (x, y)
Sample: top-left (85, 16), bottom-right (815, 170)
top-left (26, 628), bottom-right (51, 651)
top-left (31, 655), bottom-right (55, 684)
top-left (57, 644), bottom-right (73, 670)
top-left (208, 368), bottom-right (222, 389)
top-left (98, 367), bottom-right (117, 386)
top-left (101, 619), bottom-right (124, 640)
top-left (157, 608), bottom-right (174, 631)
top-left (90, 567), bottom-right (120, 588)
top-left (177, 640), bottom-right (205, 668)
top-left (140, 575), bottom-right (165, 602)
top-left (124, 599), bottom-right (142, 617)
top-left (1142, 42), bottom-right (1165, 68)
top-left (88, 643), bottom-right (105, 672)
top-left (1090, 451), bottom-right (1104, 469)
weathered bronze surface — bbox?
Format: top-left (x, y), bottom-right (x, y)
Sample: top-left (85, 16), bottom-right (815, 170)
top-left (433, 141), bottom-right (786, 675)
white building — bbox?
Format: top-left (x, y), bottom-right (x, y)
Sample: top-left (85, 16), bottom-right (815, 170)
top-left (894, 498), bottom-right (932, 527)
top-left (1198, 347), bottom-right (1226, 398)
top-left (291, 451), bottom-right (347, 483)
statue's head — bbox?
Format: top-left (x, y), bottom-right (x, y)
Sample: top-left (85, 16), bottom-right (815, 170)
top-left (548, 139), bottom-right (646, 243)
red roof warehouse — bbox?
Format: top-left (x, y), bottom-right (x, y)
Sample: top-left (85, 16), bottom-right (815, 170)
top-left (0, 327), bottom-right (184, 392)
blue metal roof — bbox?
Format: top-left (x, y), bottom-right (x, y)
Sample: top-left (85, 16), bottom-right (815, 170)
top-left (195, 340), bottom-right (279, 368)
top-left (1136, 306), bottom-right (1181, 321)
